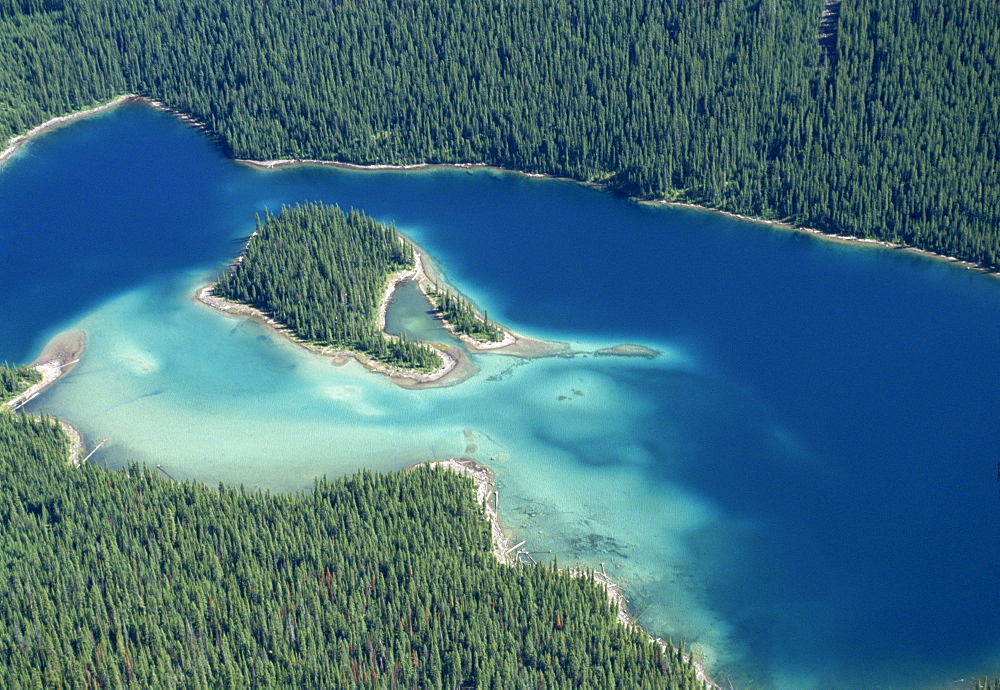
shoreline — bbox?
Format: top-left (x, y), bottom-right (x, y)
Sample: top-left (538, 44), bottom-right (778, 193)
top-left (59, 419), bottom-right (86, 467)
top-left (195, 277), bottom-right (469, 389)
top-left (3, 95), bottom-right (997, 281)
top-left (657, 201), bottom-right (1000, 279)
top-left (401, 238), bottom-right (567, 358)
top-left (0, 95), bottom-right (134, 169)
top-left (238, 161), bottom-right (1000, 281)
top-left (5, 330), bottom-right (86, 412)
top-left (426, 457), bottom-right (718, 689)
top-left (4, 97), bottom-right (989, 685)
top-left (3, 330), bottom-right (88, 466)
top-left (421, 458), bottom-right (515, 564)
top-left (196, 232), bottom-right (565, 387)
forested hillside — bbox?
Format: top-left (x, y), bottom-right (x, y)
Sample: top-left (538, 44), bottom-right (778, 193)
top-left (0, 0), bottom-right (996, 267)
top-left (0, 407), bottom-right (703, 687)
top-left (213, 203), bottom-right (441, 371)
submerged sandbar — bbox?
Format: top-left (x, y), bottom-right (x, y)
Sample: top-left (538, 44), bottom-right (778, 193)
top-left (594, 344), bottom-right (660, 359)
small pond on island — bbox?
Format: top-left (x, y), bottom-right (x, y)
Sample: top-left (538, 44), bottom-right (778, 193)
top-left (2, 102), bottom-right (999, 687)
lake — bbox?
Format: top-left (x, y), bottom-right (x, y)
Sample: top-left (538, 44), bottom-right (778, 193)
top-left (3, 102), bottom-right (999, 687)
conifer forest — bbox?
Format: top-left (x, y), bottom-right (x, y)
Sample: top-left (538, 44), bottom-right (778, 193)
top-left (213, 204), bottom-right (441, 371)
top-left (2, 0), bottom-right (998, 685)
top-left (0, 0), bottom-right (996, 267)
top-left (0, 402), bottom-right (703, 687)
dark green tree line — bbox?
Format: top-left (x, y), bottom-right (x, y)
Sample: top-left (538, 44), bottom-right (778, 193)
top-left (429, 286), bottom-right (505, 343)
top-left (0, 362), bottom-right (40, 403)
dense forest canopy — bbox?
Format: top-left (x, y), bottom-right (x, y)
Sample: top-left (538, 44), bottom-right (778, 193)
top-left (0, 0), bottom-right (997, 267)
top-left (0, 405), bottom-right (703, 687)
top-left (0, 363), bottom-right (40, 403)
top-left (213, 203), bottom-right (441, 371)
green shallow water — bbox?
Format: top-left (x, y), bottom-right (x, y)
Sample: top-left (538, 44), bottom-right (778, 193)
top-left (5, 103), bottom-right (1000, 687)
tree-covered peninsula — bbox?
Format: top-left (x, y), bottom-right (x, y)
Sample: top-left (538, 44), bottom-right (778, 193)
top-left (0, 0), bottom-right (997, 268)
top-left (0, 398), bottom-right (704, 687)
top-left (0, 363), bottom-right (40, 404)
top-left (212, 203), bottom-right (442, 372)
top-left (429, 286), bottom-right (506, 344)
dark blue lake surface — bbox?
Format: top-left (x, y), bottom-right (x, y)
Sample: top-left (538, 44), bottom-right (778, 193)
top-left (2, 102), bottom-right (999, 687)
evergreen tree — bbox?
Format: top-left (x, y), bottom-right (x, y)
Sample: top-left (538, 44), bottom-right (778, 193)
top-left (0, 396), bottom-right (706, 687)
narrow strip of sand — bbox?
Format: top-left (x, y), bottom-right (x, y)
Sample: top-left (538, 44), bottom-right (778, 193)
top-left (423, 458), bottom-right (515, 564)
top-left (658, 200), bottom-right (1000, 278)
top-left (3, 331), bottom-right (88, 466)
top-left (197, 232), bottom-right (564, 388)
top-left (196, 274), bottom-right (469, 388)
top-left (0, 95), bottom-right (133, 168)
top-left (404, 240), bottom-right (567, 358)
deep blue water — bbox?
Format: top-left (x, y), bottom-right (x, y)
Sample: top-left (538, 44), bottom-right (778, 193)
top-left (2, 102), bottom-right (999, 687)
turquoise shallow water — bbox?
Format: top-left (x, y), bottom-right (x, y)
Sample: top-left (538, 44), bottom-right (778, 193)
top-left (3, 103), bottom-right (1000, 687)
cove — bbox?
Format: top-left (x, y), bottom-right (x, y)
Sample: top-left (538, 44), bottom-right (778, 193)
top-left (3, 102), bottom-right (1000, 687)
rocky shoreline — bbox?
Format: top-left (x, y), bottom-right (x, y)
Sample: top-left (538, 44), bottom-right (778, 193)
top-left (427, 457), bottom-right (718, 689)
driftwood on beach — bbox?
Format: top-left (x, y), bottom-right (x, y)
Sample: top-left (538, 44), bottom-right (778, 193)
top-left (4, 330), bottom-right (86, 412)
top-left (2, 330), bottom-right (87, 465)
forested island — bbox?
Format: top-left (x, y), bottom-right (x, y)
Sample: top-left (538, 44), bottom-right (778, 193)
top-left (0, 0), bottom-right (996, 269)
top-left (209, 203), bottom-right (444, 373)
top-left (0, 367), bottom-right (705, 687)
